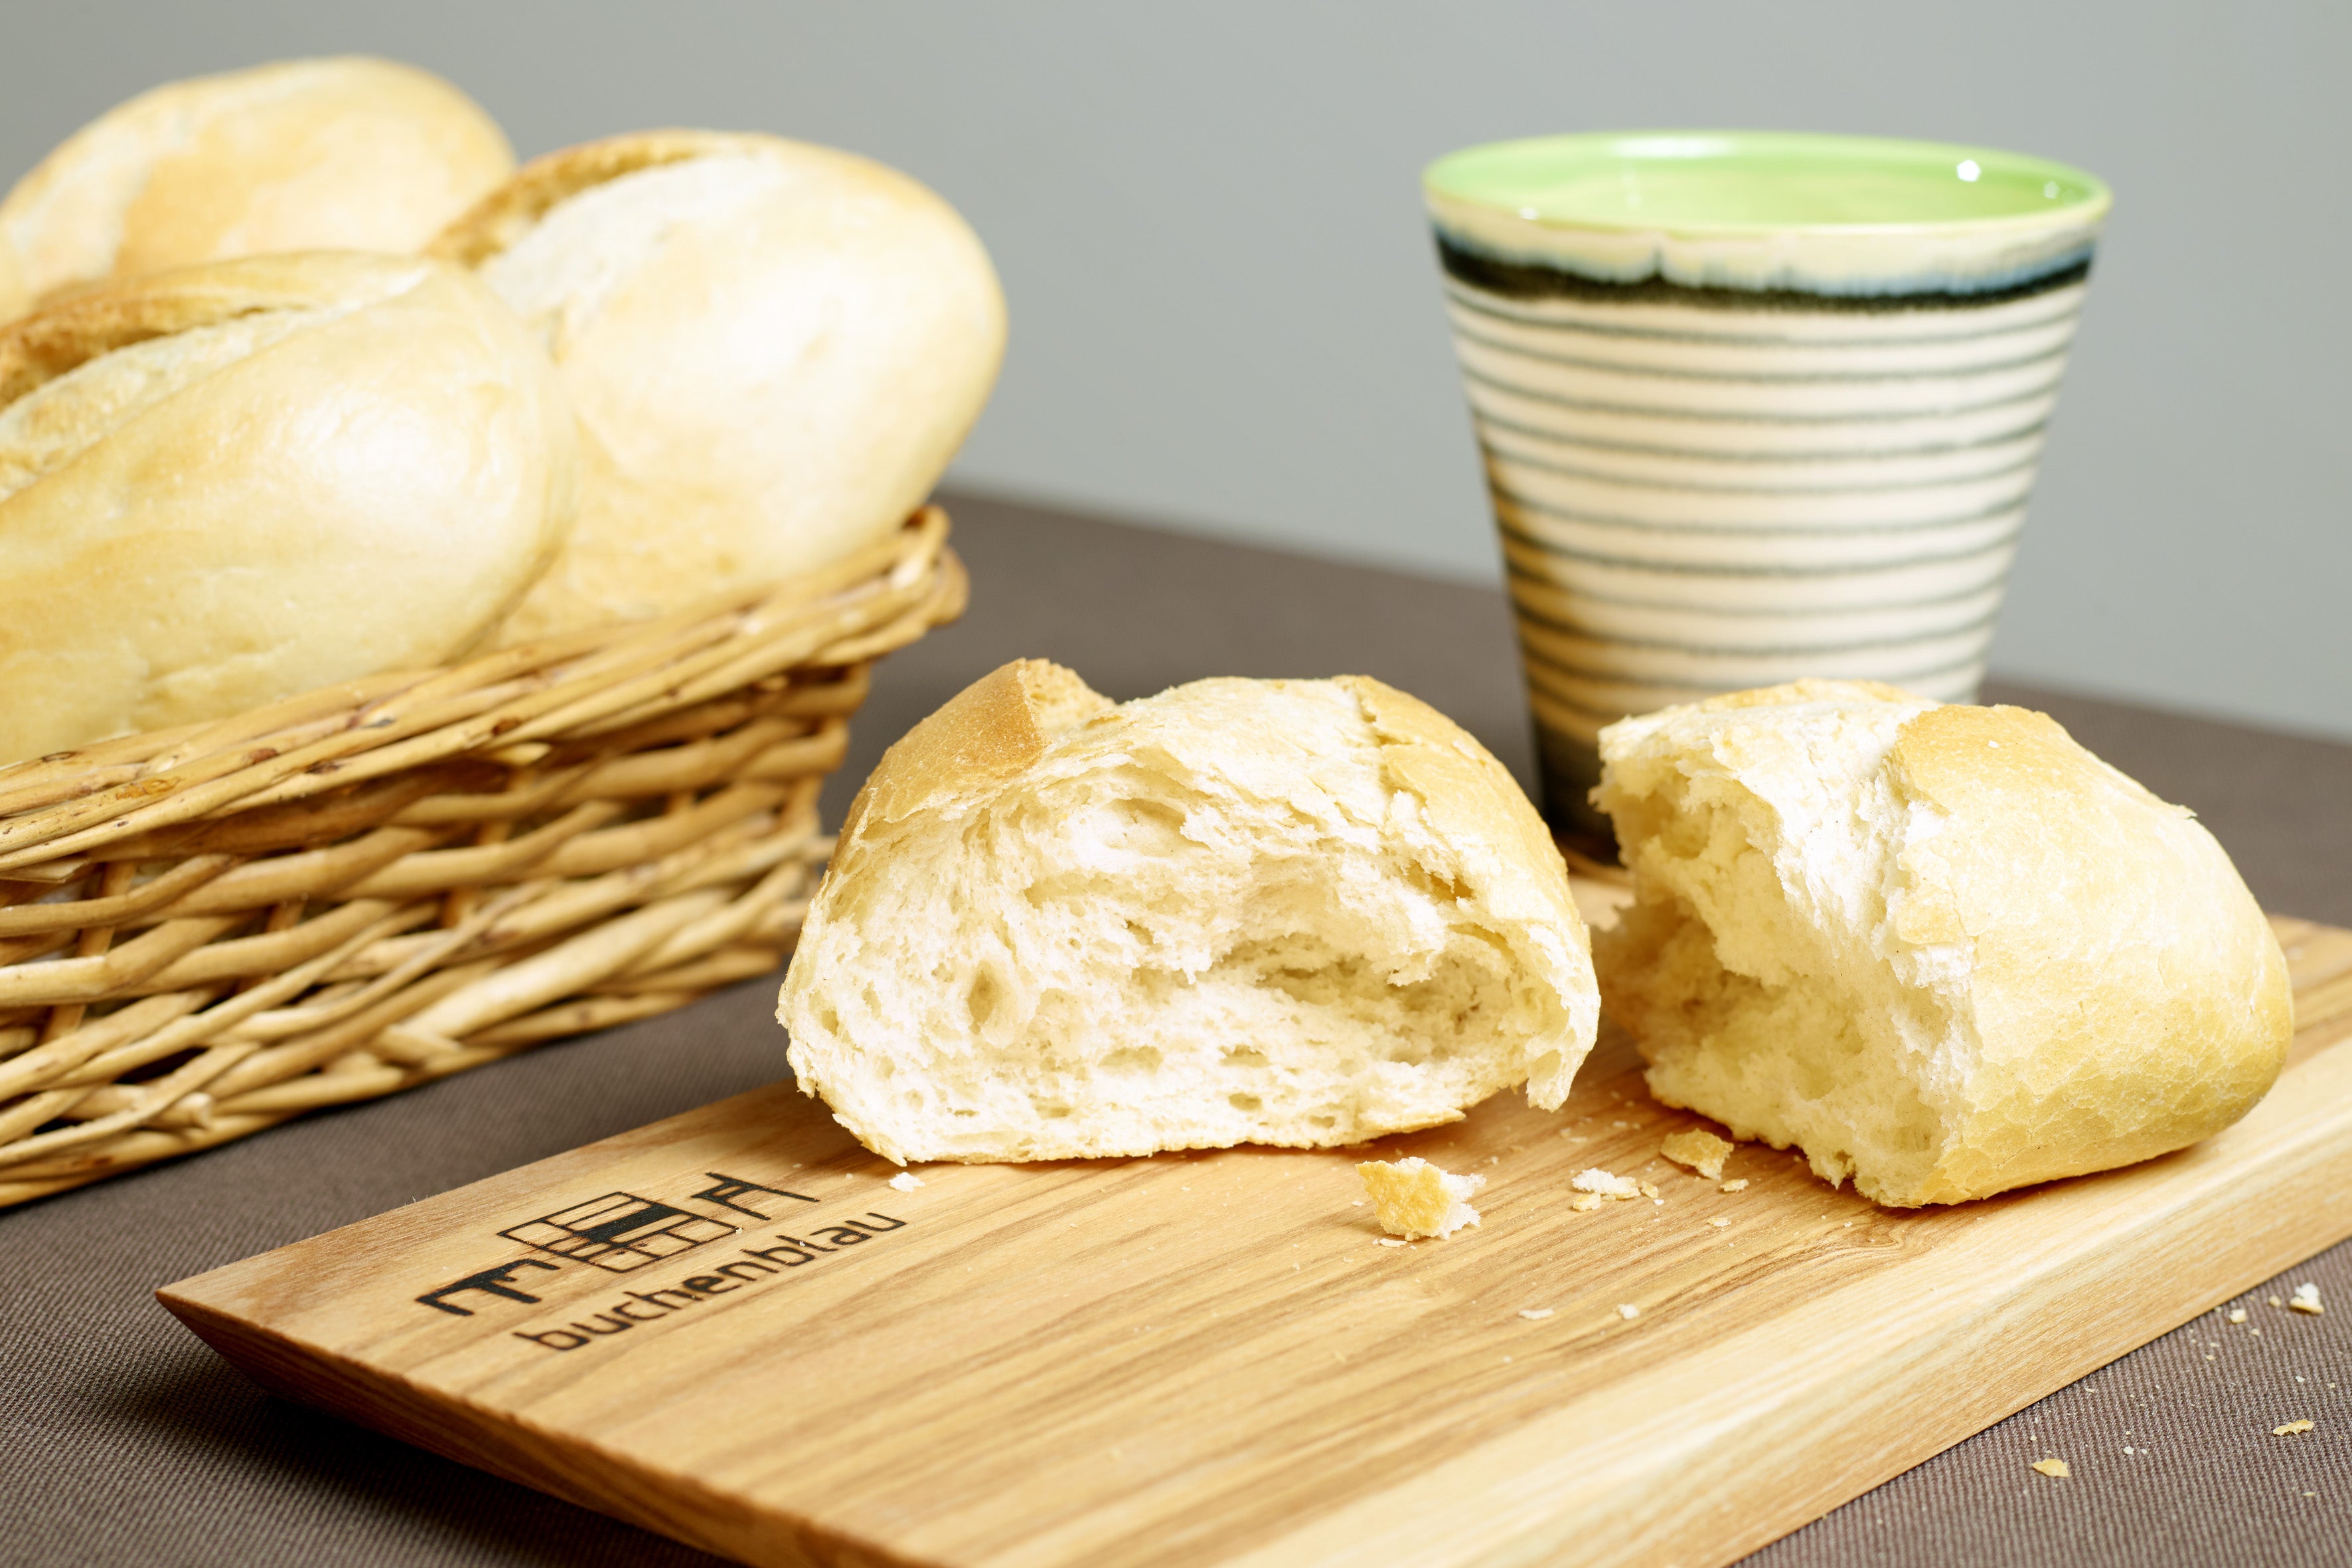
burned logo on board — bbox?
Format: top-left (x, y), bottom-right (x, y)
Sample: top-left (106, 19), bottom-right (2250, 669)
top-left (499, 1192), bottom-right (740, 1273)
top-left (414, 1172), bottom-right (815, 1318)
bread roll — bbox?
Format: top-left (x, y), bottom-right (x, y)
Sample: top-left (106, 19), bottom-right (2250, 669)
top-left (432, 130), bottom-right (1005, 643)
top-left (0, 57), bottom-right (512, 314)
top-left (1592, 679), bottom-right (2294, 1207)
top-left (0, 252), bottom-right (576, 763)
top-left (777, 661), bottom-right (1599, 1164)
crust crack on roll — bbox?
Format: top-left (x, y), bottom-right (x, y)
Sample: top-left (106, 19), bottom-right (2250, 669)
top-left (0, 252), bottom-right (576, 765)
top-left (777, 661), bottom-right (1600, 1164)
top-left (431, 129), bottom-right (1006, 643)
top-left (1592, 678), bottom-right (2294, 1208)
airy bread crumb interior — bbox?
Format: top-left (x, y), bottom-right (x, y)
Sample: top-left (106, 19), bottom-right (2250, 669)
top-left (1595, 679), bottom-right (2294, 1207)
top-left (1599, 690), bottom-right (1952, 1195)
top-left (780, 663), bottom-right (1598, 1164)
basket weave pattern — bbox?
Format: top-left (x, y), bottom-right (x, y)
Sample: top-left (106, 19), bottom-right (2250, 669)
top-left (0, 509), bottom-right (963, 1206)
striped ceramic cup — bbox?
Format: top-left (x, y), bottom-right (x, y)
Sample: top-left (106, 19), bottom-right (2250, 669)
top-left (1424, 131), bottom-right (2111, 850)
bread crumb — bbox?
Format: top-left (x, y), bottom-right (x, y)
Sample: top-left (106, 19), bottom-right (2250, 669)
top-left (1568, 1192), bottom-right (1605, 1212)
top-left (1616, 1302), bottom-right (1641, 1320)
top-left (1660, 1129), bottom-right (1734, 1181)
top-left (2290, 1282), bottom-right (2323, 1315)
top-left (2274, 1420), bottom-right (2315, 1437)
top-left (1709, 1216), bottom-right (1732, 1229)
top-left (888, 1172), bottom-right (923, 1192)
top-left (1572, 1168), bottom-right (1642, 1200)
top-left (1636, 1178), bottom-right (1661, 1201)
top-left (1518, 1308), bottom-right (1555, 1321)
top-left (1375, 1238), bottom-right (1407, 1247)
top-left (1350, 1199), bottom-right (1364, 1206)
top-left (1357, 1156), bottom-right (1485, 1239)
top-left (2227, 1308), bottom-right (2249, 1324)
top-left (2030, 1458), bottom-right (2070, 1478)
top-left (1720, 1178), bottom-right (1749, 1193)
top-left (2269, 1295), bottom-right (2283, 1308)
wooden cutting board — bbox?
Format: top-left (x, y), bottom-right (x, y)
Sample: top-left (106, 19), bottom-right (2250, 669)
top-left (159, 908), bottom-right (2352, 1568)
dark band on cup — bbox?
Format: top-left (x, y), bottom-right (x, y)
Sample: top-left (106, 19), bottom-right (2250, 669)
top-left (1434, 235), bottom-right (2093, 313)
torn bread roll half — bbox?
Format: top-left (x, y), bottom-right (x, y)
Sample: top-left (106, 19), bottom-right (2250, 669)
top-left (1593, 679), bottom-right (2293, 1208)
top-left (0, 252), bottom-right (576, 763)
top-left (777, 661), bottom-right (1599, 1164)
top-left (0, 57), bottom-right (512, 318)
top-left (432, 130), bottom-right (1006, 644)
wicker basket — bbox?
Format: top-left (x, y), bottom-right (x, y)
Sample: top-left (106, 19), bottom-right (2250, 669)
top-left (0, 507), bottom-right (964, 1207)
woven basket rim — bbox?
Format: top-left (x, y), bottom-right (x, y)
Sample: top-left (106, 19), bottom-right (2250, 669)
top-left (0, 508), bottom-right (963, 871)
top-left (0, 508), bottom-right (965, 1206)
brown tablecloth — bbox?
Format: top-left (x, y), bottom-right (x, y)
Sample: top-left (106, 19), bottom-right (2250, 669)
top-left (5, 493), bottom-right (2346, 1567)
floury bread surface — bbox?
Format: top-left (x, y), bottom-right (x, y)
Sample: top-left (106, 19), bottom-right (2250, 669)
top-left (1593, 680), bottom-right (2294, 1208)
top-left (0, 252), bottom-right (576, 763)
top-left (0, 57), bottom-right (512, 317)
top-left (433, 130), bottom-right (1005, 643)
top-left (777, 662), bottom-right (1599, 1164)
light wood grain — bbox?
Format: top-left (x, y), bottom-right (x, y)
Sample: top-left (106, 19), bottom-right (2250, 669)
top-left (160, 909), bottom-right (2352, 1568)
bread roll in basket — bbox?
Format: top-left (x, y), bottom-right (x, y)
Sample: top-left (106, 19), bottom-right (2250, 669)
top-left (0, 509), bottom-right (963, 1206)
top-left (0, 56), bottom-right (512, 317)
top-left (0, 76), bottom-right (992, 1205)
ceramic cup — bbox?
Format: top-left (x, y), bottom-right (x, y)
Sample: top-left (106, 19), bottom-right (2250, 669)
top-left (1424, 131), bottom-right (2111, 850)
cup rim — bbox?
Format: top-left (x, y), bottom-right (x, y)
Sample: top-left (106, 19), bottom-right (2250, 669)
top-left (1424, 129), bottom-right (2112, 240)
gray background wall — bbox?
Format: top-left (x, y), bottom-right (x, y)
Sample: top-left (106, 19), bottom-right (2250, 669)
top-left (5, 1), bottom-right (2345, 738)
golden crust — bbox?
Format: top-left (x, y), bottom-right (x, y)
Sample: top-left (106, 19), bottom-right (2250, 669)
top-left (430, 129), bottom-right (1005, 643)
top-left (1357, 1156), bottom-right (1484, 1240)
top-left (0, 250), bottom-right (431, 408)
top-left (1595, 679), bottom-right (2295, 1207)
top-left (428, 131), bottom-right (953, 271)
top-left (829, 660), bottom-right (1111, 874)
top-left (427, 130), bottom-right (754, 267)
top-left (0, 57), bottom-right (512, 310)
top-left (1340, 676), bottom-right (1580, 924)
top-left (0, 252), bottom-right (575, 763)
top-left (1881, 701), bottom-right (2293, 1202)
top-left (0, 243), bottom-right (26, 325)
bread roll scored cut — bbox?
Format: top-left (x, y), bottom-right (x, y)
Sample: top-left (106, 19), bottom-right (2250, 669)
top-left (431, 130), bottom-right (1006, 644)
top-left (0, 57), bottom-right (512, 317)
top-left (1593, 679), bottom-right (2293, 1208)
top-left (0, 251), bottom-right (576, 763)
top-left (777, 661), bottom-right (1599, 1164)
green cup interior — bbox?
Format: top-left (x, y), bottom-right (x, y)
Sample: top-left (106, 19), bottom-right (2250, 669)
top-left (1425, 131), bottom-right (2109, 234)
